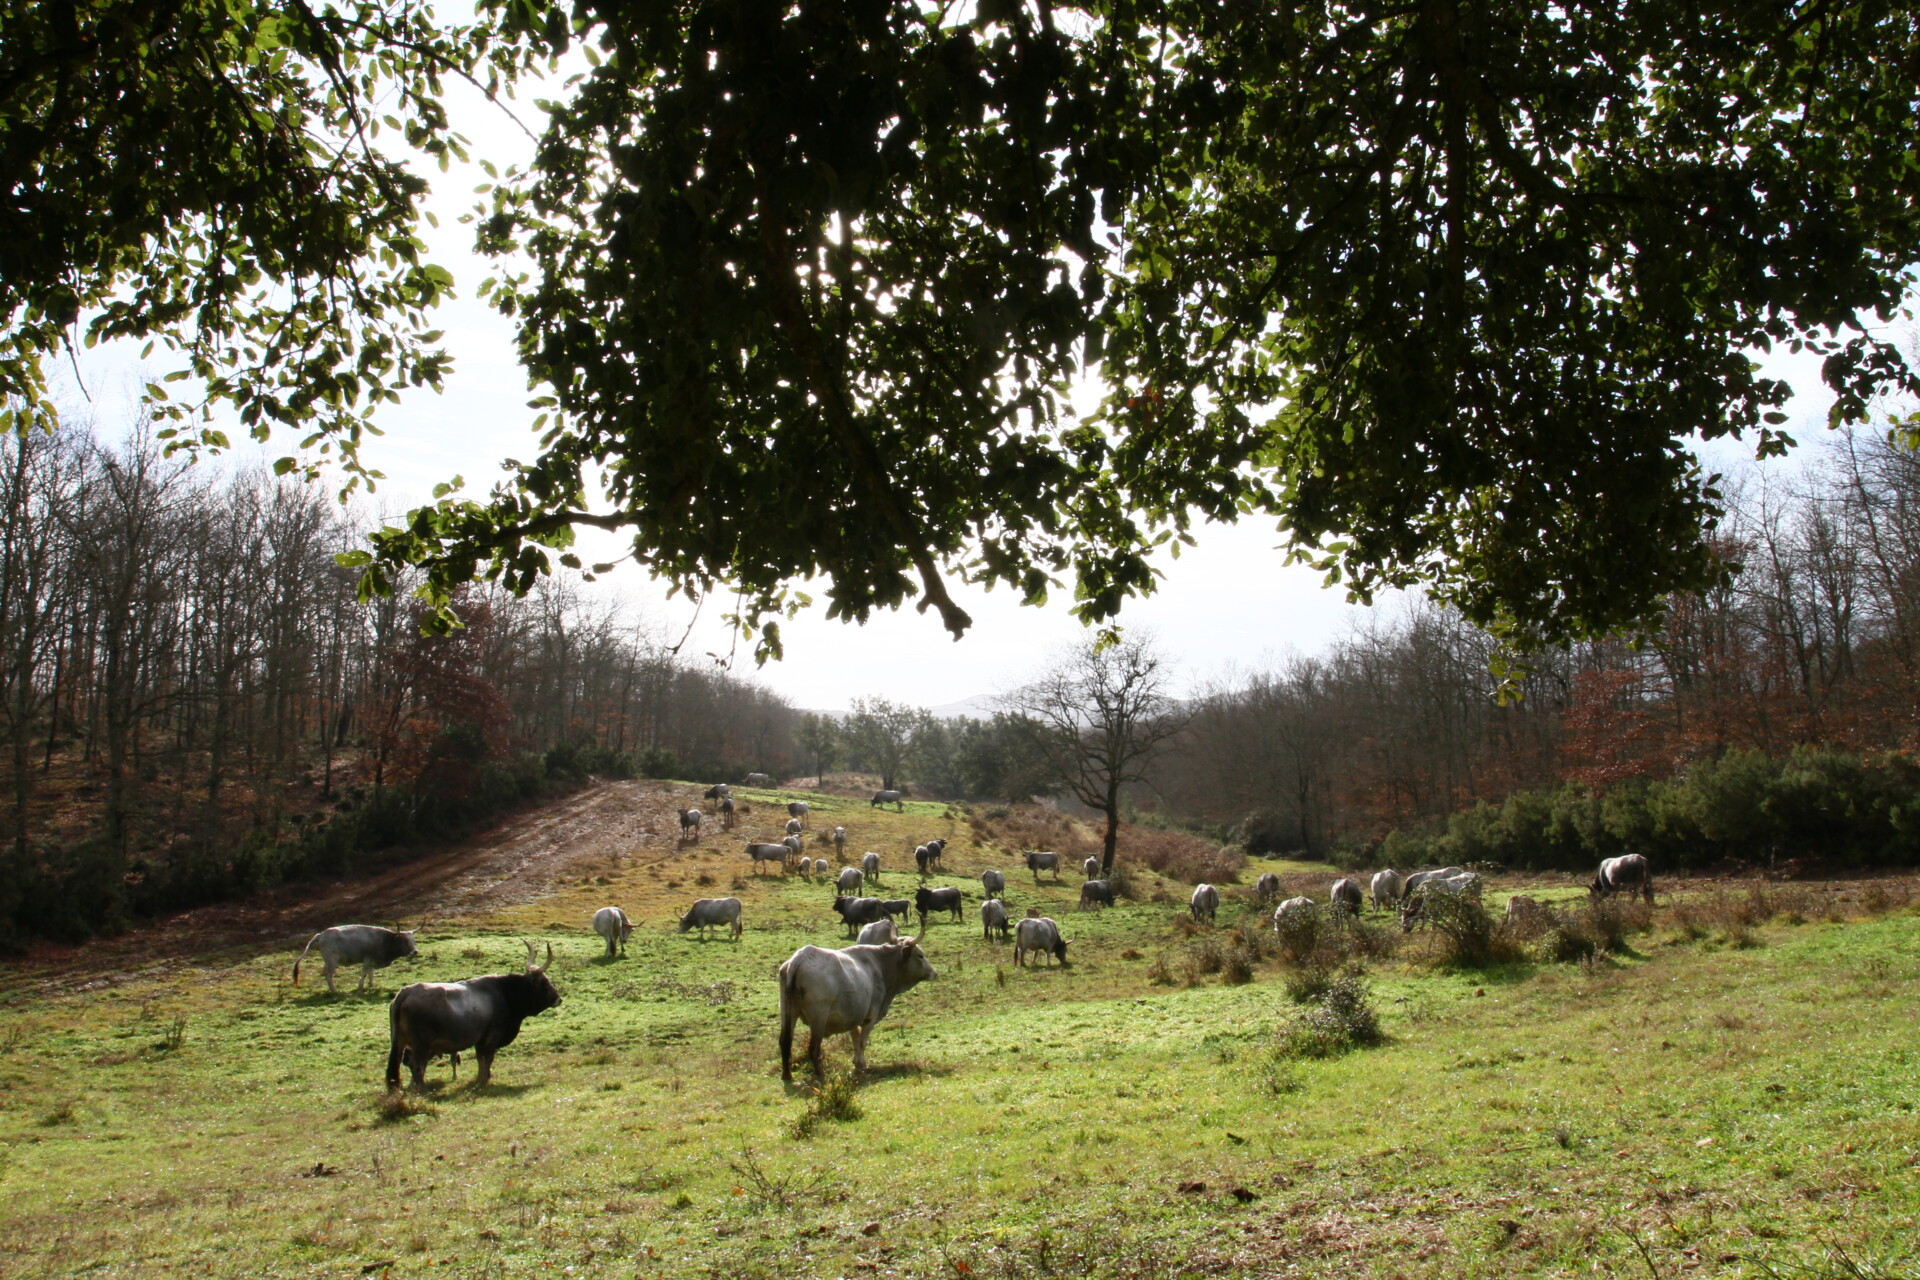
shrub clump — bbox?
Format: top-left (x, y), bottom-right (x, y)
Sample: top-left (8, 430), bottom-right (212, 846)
top-left (1274, 976), bottom-right (1383, 1059)
top-left (792, 1069), bottom-right (862, 1138)
top-left (1412, 892), bottom-right (1527, 968)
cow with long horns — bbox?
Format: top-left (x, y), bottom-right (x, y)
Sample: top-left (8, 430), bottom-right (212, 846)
top-left (385, 941), bottom-right (562, 1091)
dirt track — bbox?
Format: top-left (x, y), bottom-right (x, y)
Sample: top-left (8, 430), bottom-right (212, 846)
top-left (0, 778), bottom-right (700, 1002)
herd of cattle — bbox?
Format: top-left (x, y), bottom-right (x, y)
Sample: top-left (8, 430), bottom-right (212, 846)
top-left (288, 785), bottom-right (1658, 1092)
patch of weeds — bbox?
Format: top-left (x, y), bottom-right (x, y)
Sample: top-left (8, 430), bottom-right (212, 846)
top-left (1539, 899), bottom-right (1647, 963)
top-left (1220, 944), bottom-right (1255, 985)
top-left (1414, 893), bottom-right (1527, 968)
top-left (1274, 975), bottom-right (1382, 1060)
top-left (695, 872), bottom-right (714, 886)
top-left (41, 1098), bottom-right (82, 1126)
top-left (460, 946), bottom-right (487, 961)
top-left (1181, 936), bottom-right (1225, 984)
top-left (1146, 953), bottom-right (1176, 986)
top-left (791, 1068), bottom-right (862, 1138)
top-left (1260, 1056), bottom-right (1304, 1095)
top-left (156, 1014), bottom-right (188, 1052)
top-left (376, 1091), bottom-right (438, 1124)
top-left (1283, 962), bottom-right (1337, 1004)
top-left (727, 1143), bottom-right (839, 1212)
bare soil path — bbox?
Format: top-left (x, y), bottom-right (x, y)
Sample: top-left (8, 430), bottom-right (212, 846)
top-left (0, 778), bottom-right (700, 1003)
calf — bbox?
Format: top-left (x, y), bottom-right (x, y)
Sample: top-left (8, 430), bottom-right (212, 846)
top-left (719, 795), bottom-right (736, 830)
top-left (386, 941), bottom-right (560, 1091)
top-left (778, 938), bottom-right (936, 1081)
top-left (1079, 879), bottom-right (1115, 910)
top-left (785, 817), bottom-right (804, 837)
top-left (915, 885), bottom-right (965, 931)
top-left (795, 856), bottom-right (814, 882)
top-left (678, 897), bottom-right (744, 941)
top-left (915, 844), bottom-right (934, 875)
top-left (832, 826), bottom-right (847, 860)
top-left (1190, 883), bottom-right (1220, 924)
top-left (679, 807), bottom-right (702, 843)
top-left (294, 924), bottom-right (417, 993)
top-left (591, 906), bottom-right (633, 957)
top-left (862, 851), bottom-right (881, 884)
top-left (1025, 851), bottom-right (1062, 882)
top-left (1083, 856), bottom-right (1100, 880)
top-left (1013, 916), bottom-right (1068, 967)
top-left (980, 868), bottom-right (1006, 899)
top-left (981, 898), bottom-right (1011, 941)
top-left (877, 898), bottom-right (913, 923)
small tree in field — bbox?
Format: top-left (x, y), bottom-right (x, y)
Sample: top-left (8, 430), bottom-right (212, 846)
top-left (1003, 636), bottom-right (1188, 873)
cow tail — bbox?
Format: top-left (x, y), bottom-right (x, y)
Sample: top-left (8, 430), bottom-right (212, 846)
top-left (292, 932), bottom-right (320, 986)
top-left (385, 993), bottom-right (405, 1091)
top-left (777, 960), bottom-right (801, 1078)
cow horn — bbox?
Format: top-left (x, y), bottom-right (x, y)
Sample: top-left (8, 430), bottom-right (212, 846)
top-left (522, 938), bottom-right (537, 970)
top-left (539, 941), bottom-right (553, 973)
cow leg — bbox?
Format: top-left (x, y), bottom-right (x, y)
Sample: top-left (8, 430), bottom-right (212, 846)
top-left (359, 961), bottom-right (375, 991)
top-left (806, 1029), bottom-right (825, 1079)
top-left (322, 956), bottom-right (339, 993)
top-left (409, 1049), bottom-right (430, 1092)
top-left (851, 1025), bottom-right (870, 1075)
top-left (474, 1048), bottom-right (495, 1088)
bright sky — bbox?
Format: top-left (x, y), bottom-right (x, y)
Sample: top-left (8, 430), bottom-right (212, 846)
top-left (56, 71), bottom-right (1856, 716)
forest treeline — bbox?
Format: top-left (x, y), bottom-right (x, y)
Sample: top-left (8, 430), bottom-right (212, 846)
top-left (0, 425), bottom-right (801, 946)
top-left (813, 431), bottom-right (1920, 873)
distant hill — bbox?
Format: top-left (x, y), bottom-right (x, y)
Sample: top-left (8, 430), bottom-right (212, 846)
top-left (926, 694), bottom-right (1000, 720)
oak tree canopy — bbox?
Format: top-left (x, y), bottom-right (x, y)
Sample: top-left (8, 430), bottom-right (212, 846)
top-left (11, 2), bottom-right (1919, 653)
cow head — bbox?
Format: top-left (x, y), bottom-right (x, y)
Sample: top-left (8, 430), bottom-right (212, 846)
top-left (398, 930), bottom-right (419, 958)
top-left (892, 937), bottom-right (937, 984)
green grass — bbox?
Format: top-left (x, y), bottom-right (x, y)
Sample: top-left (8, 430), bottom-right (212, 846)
top-left (2, 807), bottom-right (1916, 1278)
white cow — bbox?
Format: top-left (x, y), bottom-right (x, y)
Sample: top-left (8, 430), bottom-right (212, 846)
top-left (1370, 869), bottom-right (1403, 911)
top-left (980, 868), bottom-right (1006, 899)
top-left (592, 906), bottom-right (634, 957)
top-left (1330, 877), bottom-right (1364, 916)
top-left (1591, 853), bottom-right (1654, 903)
top-left (862, 851), bottom-right (881, 884)
top-left (832, 826), bottom-right (847, 860)
top-left (1013, 916), bottom-right (1068, 967)
top-left (1083, 856), bottom-right (1101, 880)
top-left (981, 898), bottom-right (1011, 942)
top-left (1254, 872), bottom-right (1282, 903)
top-left (777, 938), bottom-right (936, 1080)
top-left (1190, 883), bottom-right (1220, 924)
top-left (293, 924), bottom-right (417, 993)
top-left (1272, 896), bottom-right (1316, 932)
top-left (836, 866), bottom-right (864, 897)
top-left (854, 917), bottom-right (898, 945)
top-left (1025, 851), bottom-right (1061, 882)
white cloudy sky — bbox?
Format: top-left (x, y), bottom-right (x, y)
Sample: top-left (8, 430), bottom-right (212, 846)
top-left (58, 73), bottom-right (1851, 714)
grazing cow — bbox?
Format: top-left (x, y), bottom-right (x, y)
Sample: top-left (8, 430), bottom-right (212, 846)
top-left (787, 801), bottom-right (810, 829)
top-left (981, 868), bottom-right (1006, 899)
top-left (719, 796), bottom-right (736, 830)
top-left (1273, 896), bottom-right (1316, 931)
top-left (832, 826), bottom-right (847, 860)
top-left (591, 906), bottom-right (634, 957)
top-left (1191, 883), bottom-right (1220, 924)
top-left (1025, 851), bottom-right (1062, 882)
top-left (981, 898), bottom-right (1011, 941)
top-left (744, 772), bottom-right (773, 787)
top-left (1079, 879), bottom-right (1114, 911)
top-left (785, 817), bottom-right (804, 837)
top-left (1254, 872), bottom-right (1282, 903)
top-left (783, 834), bottom-right (804, 861)
top-left (877, 898), bottom-right (912, 922)
top-left (836, 866), bottom-right (864, 897)
top-left (1370, 869), bottom-right (1403, 911)
top-left (778, 937), bottom-right (936, 1081)
top-left (1591, 853), bottom-right (1654, 904)
top-left (855, 917), bottom-right (898, 945)
top-left (1013, 916), bottom-right (1068, 967)
top-left (831, 896), bottom-right (890, 937)
top-left (1402, 866), bottom-right (1469, 898)
top-left (679, 807), bottom-right (702, 843)
top-left (1330, 878), bottom-right (1364, 917)
top-left (294, 924), bottom-right (417, 993)
top-left (795, 857), bottom-right (813, 881)
top-left (862, 851), bottom-right (881, 884)
top-left (703, 784), bottom-right (730, 802)
top-left (386, 941), bottom-right (561, 1091)
top-left (679, 897), bottom-right (744, 941)
top-left (915, 885), bottom-right (964, 930)
top-left (1399, 872), bottom-right (1484, 930)
top-left (871, 789), bottom-right (905, 810)
top-left (1084, 856), bottom-right (1101, 880)
top-left (745, 842), bottom-right (791, 875)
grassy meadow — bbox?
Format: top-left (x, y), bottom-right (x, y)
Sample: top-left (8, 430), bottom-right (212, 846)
top-left (1, 785), bottom-right (1917, 1279)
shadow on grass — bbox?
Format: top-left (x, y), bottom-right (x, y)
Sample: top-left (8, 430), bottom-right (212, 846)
top-left (857, 1059), bottom-right (955, 1083)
